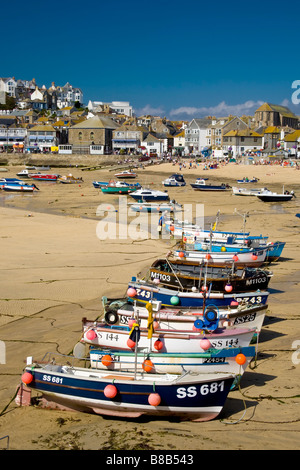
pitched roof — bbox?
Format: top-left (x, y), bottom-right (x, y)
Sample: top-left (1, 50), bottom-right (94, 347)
top-left (224, 129), bottom-right (263, 137)
top-left (69, 115), bottom-right (120, 130)
top-left (28, 124), bottom-right (56, 132)
top-left (256, 102), bottom-right (297, 118)
top-left (284, 130), bottom-right (300, 141)
top-left (264, 126), bottom-right (280, 134)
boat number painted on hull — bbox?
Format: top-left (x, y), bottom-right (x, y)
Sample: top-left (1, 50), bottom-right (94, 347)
top-left (151, 273), bottom-right (171, 282)
top-left (42, 374), bottom-right (63, 384)
top-left (245, 277), bottom-right (267, 286)
top-left (135, 289), bottom-right (151, 299)
top-left (176, 381), bottom-right (225, 398)
top-left (234, 312), bottom-right (256, 325)
top-left (235, 296), bottom-right (262, 304)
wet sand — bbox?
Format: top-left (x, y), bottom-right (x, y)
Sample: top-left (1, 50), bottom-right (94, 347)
top-left (0, 161), bottom-right (299, 450)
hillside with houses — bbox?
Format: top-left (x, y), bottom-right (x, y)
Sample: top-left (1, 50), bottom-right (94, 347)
top-left (0, 76), bottom-right (299, 159)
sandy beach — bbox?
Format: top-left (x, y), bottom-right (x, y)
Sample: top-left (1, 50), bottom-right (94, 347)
top-left (0, 159), bottom-right (299, 451)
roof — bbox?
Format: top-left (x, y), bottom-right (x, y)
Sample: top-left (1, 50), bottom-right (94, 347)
top-left (69, 115), bottom-right (120, 130)
top-left (264, 126), bottom-right (280, 134)
top-left (255, 102), bottom-right (297, 119)
top-left (28, 124), bottom-right (56, 132)
top-left (284, 130), bottom-right (300, 142)
top-left (224, 129), bottom-right (263, 137)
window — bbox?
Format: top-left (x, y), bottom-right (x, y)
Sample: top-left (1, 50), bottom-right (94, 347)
top-left (90, 132), bottom-right (94, 141)
top-left (78, 132), bottom-right (82, 141)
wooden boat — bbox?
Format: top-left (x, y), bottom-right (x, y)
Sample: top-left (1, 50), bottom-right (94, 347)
top-left (19, 355), bottom-right (235, 421)
top-left (30, 174), bottom-right (60, 182)
top-left (101, 299), bottom-right (267, 334)
top-left (190, 179), bottom-right (231, 191)
top-left (89, 346), bottom-right (256, 378)
top-left (256, 188), bottom-right (295, 202)
top-left (81, 321), bottom-right (256, 352)
top-left (127, 278), bottom-right (269, 308)
top-left (101, 181), bottom-right (141, 194)
top-left (232, 186), bottom-right (268, 196)
top-left (129, 188), bottom-right (170, 202)
top-left (128, 201), bottom-right (182, 213)
top-left (114, 170), bottom-right (137, 179)
top-left (172, 247), bottom-right (267, 267)
top-left (148, 258), bottom-right (273, 293)
top-left (162, 174), bottom-right (186, 187)
top-left (57, 175), bottom-right (83, 184)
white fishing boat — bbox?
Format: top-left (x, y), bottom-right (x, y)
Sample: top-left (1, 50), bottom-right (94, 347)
top-left (129, 188), bottom-right (170, 202)
top-left (256, 187), bottom-right (295, 202)
top-left (232, 187), bottom-right (268, 196)
top-left (81, 322), bottom-right (256, 352)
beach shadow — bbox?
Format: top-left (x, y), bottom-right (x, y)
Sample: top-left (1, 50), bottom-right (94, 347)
top-left (263, 315), bottom-right (285, 326)
top-left (220, 397), bottom-right (258, 421)
top-left (267, 287), bottom-right (285, 294)
top-left (258, 328), bottom-right (285, 343)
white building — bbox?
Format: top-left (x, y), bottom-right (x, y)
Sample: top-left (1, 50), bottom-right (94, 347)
top-left (184, 118), bottom-right (211, 154)
top-left (88, 100), bottom-right (133, 117)
top-left (0, 77), bottom-right (17, 98)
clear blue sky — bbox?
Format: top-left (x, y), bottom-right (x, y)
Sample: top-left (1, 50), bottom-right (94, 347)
top-left (2, 0), bottom-right (300, 119)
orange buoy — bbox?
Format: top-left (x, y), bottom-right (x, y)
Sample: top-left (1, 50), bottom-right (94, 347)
top-left (21, 372), bottom-right (33, 385)
top-left (178, 251), bottom-right (185, 258)
top-left (142, 359), bottom-right (154, 373)
top-left (101, 354), bottom-right (113, 367)
top-left (154, 339), bottom-right (163, 351)
top-left (148, 392), bottom-right (161, 406)
top-left (235, 353), bottom-right (246, 365)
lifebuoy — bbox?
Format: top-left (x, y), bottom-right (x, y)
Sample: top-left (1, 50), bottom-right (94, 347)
top-left (104, 310), bottom-right (118, 324)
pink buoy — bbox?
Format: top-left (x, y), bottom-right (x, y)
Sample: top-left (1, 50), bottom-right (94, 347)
top-left (127, 338), bottom-right (136, 349)
top-left (200, 338), bottom-right (211, 350)
top-left (128, 318), bottom-right (136, 328)
top-left (153, 321), bottom-right (159, 329)
top-left (148, 392), bottom-right (161, 406)
top-left (104, 384), bottom-right (118, 398)
top-left (230, 300), bottom-right (239, 306)
top-left (127, 287), bottom-right (137, 298)
top-left (86, 329), bottom-right (97, 340)
top-left (225, 283), bottom-right (233, 293)
top-left (21, 372), bottom-right (33, 385)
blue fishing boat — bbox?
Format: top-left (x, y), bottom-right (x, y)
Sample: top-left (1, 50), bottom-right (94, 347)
top-left (190, 179), bottom-right (231, 191)
top-left (1, 182), bottom-right (39, 192)
top-left (20, 355), bottom-right (235, 421)
top-left (127, 278), bottom-right (269, 308)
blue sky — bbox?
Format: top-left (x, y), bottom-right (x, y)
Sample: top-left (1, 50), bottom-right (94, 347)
top-left (2, 0), bottom-right (300, 119)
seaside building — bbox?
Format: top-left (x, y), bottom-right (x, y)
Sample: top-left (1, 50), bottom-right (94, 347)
top-left (112, 120), bottom-right (148, 154)
top-left (68, 115), bottom-right (120, 154)
top-left (254, 102), bottom-right (299, 129)
top-left (222, 129), bottom-right (263, 158)
top-left (184, 118), bottom-right (211, 154)
top-left (88, 100), bottom-right (132, 117)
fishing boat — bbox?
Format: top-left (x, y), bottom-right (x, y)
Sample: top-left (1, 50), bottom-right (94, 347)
top-left (128, 201), bottom-right (182, 213)
top-left (101, 298), bottom-right (267, 334)
top-left (30, 174), bottom-right (60, 182)
top-left (93, 181), bottom-right (109, 189)
top-left (16, 169), bottom-right (40, 178)
top-left (148, 258), bottom-right (273, 293)
top-left (19, 355), bottom-right (235, 421)
top-left (185, 239), bottom-right (285, 262)
top-left (114, 170), bottom-right (137, 179)
top-left (126, 278), bottom-right (269, 308)
top-left (1, 182), bottom-right (39, 192)
top-left (89, 346), bottom-right (256, 378)
top-left (162, 174), bottom-right (186, 187)
top-left (232, 187), bottom-right (268, 196)
top-left (256, 188), bottom-right (295, 202)
top-left (236, 177), bottom-right (259, 183)
top-left (190, 179), bottom-right (231, 191)
top-left (57, 175), bottom-right (83, 184)
top-left (101, 181), bottom-right (141, 194)
top-left (81, 321), bottom-right (256, 352)
top-left (129, 188), bottom-right (170, 202)
top-left (172, 248), bottom-right (267, 267)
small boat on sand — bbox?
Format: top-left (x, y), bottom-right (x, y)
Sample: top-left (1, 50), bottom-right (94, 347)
top-left (256, 188), bottom-right (295, 202)
top-left (130, 188), bottom-right (169, 202)
top-left (191, 179), bottom-right (231, 191)
top-left (19, 354), bottom-right (235, 421)
top-left (114, 170), bottom-right (137, 179)
top-left (162, 174), bottom-right (186, 187)
top-left (101, 181), bottom-right (141, 194)
top-left (57, 175), bottom-right (83, 184)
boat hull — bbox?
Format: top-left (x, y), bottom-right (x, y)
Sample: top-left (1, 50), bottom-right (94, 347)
top-left (82, 322), bottom-right (256, 352)
top-left (89, 346), bottom-right (256, 376)
top-left (22, 364), bottom-right (235, 421)
top-left (172, 249), bottom-right (267, 267)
